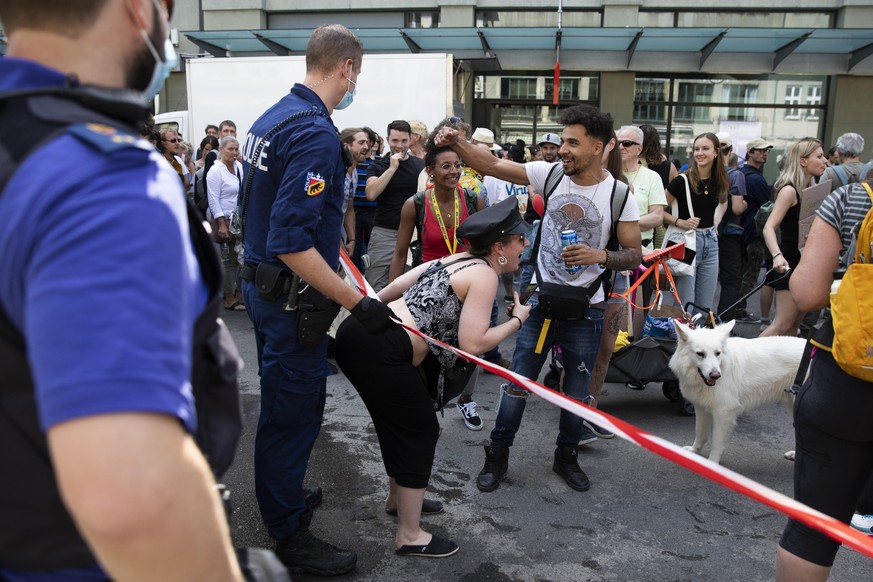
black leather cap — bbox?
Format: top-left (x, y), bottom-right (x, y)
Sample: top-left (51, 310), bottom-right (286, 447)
top-left (457, 196), bottom-right (530, 246)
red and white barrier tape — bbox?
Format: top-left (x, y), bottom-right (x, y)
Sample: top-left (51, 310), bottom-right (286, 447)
top-left (338, 249), bottom-right (873, 559)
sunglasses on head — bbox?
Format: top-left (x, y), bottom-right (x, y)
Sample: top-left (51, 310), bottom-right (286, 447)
top-left (618, 140), bottom-right (639, 148)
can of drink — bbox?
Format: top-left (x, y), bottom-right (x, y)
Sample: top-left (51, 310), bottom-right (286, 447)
top-left (561, 229), bottom-right (581, 273)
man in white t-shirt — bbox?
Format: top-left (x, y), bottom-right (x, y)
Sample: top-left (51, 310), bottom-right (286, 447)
top-left (436, 105), bottom-right (641, 493)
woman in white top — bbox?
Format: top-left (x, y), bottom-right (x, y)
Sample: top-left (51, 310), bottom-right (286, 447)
top-left (206, 136), bottom-right (245, 310)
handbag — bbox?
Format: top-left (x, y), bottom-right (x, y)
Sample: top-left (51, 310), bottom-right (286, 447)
top-left (661, 174), bottom-right (697, 277)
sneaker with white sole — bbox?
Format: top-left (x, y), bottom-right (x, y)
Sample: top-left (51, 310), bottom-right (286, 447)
top-left (578, 426), bottom-right (598, 446)
top-left (457, 400), bottom-right (483, 431)
top-left (583, 419), bottom-right (615, 439)
top-left (851, 513), bottom-right (873, 534)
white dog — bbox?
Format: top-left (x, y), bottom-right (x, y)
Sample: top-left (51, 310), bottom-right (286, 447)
top-left (669, 320), bottom-right (805, 465)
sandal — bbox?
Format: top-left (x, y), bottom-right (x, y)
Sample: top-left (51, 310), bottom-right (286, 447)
top-left (395, 534), bottom-right (458, 558)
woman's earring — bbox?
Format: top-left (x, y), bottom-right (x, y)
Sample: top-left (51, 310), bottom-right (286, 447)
top-left (498, 255), bottom-right (508, 266)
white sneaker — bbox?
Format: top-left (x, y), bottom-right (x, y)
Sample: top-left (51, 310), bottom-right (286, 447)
top-left (851, 513), bottom-right (873, 534)
top-left (457, 400), bottom-right (483, 431)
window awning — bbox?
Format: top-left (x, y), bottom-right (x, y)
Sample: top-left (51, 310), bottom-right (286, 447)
top-left (183, 27), bottom-right (873, 75)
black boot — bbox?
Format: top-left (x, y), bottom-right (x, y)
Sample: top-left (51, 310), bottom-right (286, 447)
top-left (552, 446), bottom-right (590, 492)
top-left (274, 510), bottom-right (356, 576)
top-left (477, 444), bottom-right (509, 492)
top-left (303, 486), bottom-right (323, 510)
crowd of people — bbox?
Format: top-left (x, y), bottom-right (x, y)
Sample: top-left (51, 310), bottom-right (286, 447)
top-left (3, 7), bottom-right (872, 581)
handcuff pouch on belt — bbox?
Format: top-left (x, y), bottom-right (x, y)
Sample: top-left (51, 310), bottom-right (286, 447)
top-left (537, 281), bottom-right (600, 321)
top-left (253, 262), bottom-right (341, 348)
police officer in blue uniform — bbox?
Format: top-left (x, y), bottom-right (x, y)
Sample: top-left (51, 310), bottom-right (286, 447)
top-left (240, 24), bottom-right (395, 577)
top-left (0, 0), bottom-right (246, 580)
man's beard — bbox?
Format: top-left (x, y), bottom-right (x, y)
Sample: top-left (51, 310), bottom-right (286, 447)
top-left (125, 4), bottom-right (164, 92)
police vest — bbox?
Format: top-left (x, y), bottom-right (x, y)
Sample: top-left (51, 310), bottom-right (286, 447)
top-left (0, 87), bottom-right (242, 571)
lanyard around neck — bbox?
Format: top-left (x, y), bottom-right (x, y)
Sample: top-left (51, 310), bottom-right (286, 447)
top-left (430, 186), bottom-right (461, 256)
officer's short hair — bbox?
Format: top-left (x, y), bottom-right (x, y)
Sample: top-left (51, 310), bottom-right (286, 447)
top-left (306, 24), bottom-right (363, 74)
top-left (0, 0), bottom-right (108, 33)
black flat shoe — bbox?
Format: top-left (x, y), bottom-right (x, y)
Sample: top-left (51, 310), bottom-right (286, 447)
top-left (385, 498), bottom-right (443, 516)
top-left (395, 535), bottom-right (458, 558)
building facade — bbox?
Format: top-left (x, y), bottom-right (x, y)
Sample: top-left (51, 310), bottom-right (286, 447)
top-left (158, 1), bottom-right (873, 182)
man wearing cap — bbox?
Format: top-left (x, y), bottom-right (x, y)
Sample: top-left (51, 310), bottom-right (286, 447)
top-left (365, 120), bottom-right (425, 292)
top-left (538, 133), bottom-right (562, 163)
top-left (735, 138), bottom-right (774, 322)
top-left (436, 105), bottom-right (641, 493)
top-left (714, 132), bottom-right (748, 321)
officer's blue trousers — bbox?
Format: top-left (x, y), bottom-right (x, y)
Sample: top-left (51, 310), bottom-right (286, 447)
top-left (243, 281), bottom-right (333, 541)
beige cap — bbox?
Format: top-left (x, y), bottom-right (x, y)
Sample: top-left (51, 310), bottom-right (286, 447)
top-left (746, 138), bottom-right (774, 151)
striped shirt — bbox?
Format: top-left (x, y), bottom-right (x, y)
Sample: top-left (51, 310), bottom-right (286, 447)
top-left (816, 181), bottom-right (873, 263)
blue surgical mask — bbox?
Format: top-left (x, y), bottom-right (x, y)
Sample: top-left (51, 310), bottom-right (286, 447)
top-left (139, 26), bottom-right (177, 99)
top-left (334, 74), bottom-right (357, 110)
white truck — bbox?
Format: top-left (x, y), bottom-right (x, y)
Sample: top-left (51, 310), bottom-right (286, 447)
top-left (155, 53), bottom-right (456, 146)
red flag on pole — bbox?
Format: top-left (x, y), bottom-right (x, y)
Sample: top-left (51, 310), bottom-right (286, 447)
top-left (553, 62), bottom-right (561, 105)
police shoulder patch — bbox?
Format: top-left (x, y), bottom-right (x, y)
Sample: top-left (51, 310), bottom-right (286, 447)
top-left (305, 171), bottom-right (326, 197)
top-left (67, 123), bottom-right (145, 154)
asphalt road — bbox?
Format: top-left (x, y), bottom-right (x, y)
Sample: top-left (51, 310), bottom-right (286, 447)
top-left (220, 300), bottom-right (871, 582)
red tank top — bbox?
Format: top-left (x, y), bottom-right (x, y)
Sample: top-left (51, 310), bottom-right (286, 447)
top-left (420, 189), bottom-right (473, 263)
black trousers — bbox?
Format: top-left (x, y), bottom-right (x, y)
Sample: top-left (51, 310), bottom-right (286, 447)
top-left (717, 234), bottom-right (743, 321)
top-left (779, 351), bottom-right (873, 566)
top-left (335, 317), bottom-right (439, 489)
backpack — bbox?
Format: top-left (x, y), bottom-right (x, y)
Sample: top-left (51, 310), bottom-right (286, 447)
top-left (754, 200), bottom-right (776, 242)
top-left (828, 182), bottom-right (873, 381)
top-left (410, 187), bottom-right (481, 266)
top-left (831, 162), bottom-right (872, 188)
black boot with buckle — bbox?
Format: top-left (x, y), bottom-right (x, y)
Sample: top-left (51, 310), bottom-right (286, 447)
top-left (274, 509), bottom-right (356, 576)
top-left (477, 444), bottom-right (509, 492)
top-left (553, 446), bottom-right (590, 492)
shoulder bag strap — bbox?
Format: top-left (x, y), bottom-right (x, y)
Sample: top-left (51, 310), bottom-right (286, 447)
top-left (681, 174), bottom-right (696, 219)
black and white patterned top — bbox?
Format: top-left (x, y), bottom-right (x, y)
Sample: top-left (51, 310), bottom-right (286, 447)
top-left (404, 257), bottom-right (484, 368)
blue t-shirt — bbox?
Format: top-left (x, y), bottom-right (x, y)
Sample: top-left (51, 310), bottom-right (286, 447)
top-left (0, 58), bottom-right (206, 580)
top-left (241, 84), bottom-right (345, 268)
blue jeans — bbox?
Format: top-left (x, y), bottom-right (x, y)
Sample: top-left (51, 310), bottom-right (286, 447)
top-left (670, 227), bottom-right (719, 313)
top-left (243, 281), bottom-right (333, 541)
top-left (490, 298), bottom-right (604, 449)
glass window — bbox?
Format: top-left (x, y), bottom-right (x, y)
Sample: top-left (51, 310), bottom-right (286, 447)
top-left (634, 78), bottom-right (668, 125)
top-left (676, 11), bottom-right (833, 28)
top-left (405, 12), bottom-right (439, 28)
top-left (476, 10), bottom-right (600, 28)
top-left (784, 85), bottom-right (802, 120)
top-left (631, 74), bottom-right (826, 166)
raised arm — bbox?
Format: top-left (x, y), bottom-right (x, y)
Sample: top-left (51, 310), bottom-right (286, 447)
top-left (435, 128), bottom-right (529, 185)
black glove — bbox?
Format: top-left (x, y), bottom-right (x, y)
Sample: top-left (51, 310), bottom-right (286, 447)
top-left (350, 296), bottom-right (396, 334)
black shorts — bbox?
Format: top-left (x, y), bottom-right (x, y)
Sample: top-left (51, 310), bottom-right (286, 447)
top-left (779, 350), bottom-right (873, 566)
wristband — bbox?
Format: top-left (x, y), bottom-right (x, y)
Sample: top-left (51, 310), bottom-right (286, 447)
top-left (510, 315), bottom-right (523, 328)
top-left (772, 252), bottom-right (783, 259)
top-left (600, 249), bottom-right (610, 267)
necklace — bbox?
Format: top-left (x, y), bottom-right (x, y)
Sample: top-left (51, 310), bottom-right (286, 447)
top-left (430, 186), bottom-right (461, 256)
top-left (700, 176), bottom-right (710, 196)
